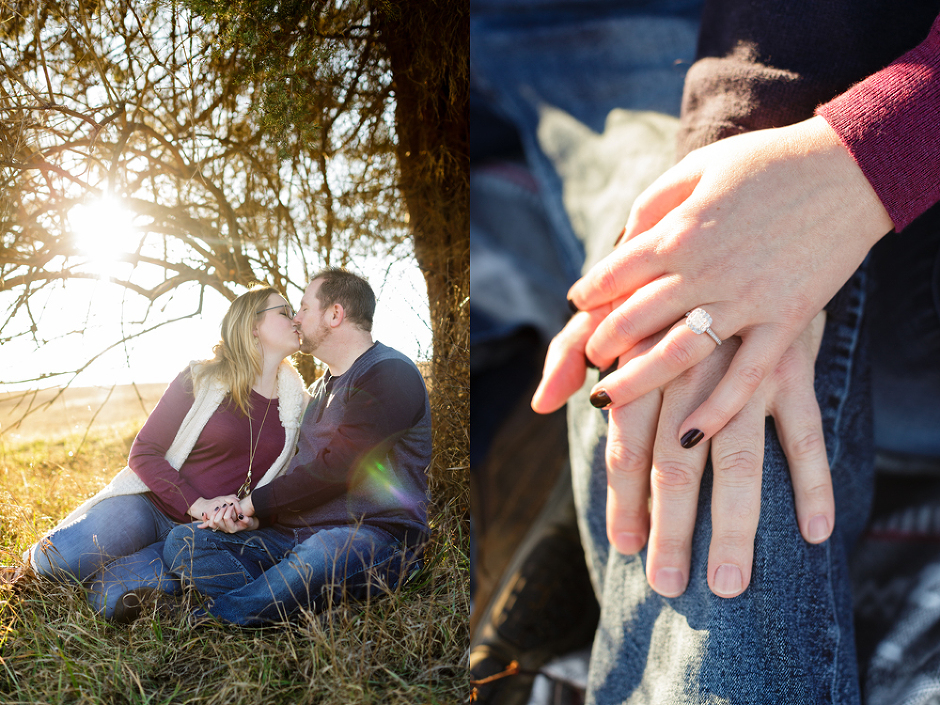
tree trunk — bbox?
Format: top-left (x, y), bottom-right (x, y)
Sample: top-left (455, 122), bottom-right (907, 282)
top-left (373, 0), bottom-right (469, 512)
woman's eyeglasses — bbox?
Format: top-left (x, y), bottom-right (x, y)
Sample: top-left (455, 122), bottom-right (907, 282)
top-left (257, 304), bottom-right (295, 318)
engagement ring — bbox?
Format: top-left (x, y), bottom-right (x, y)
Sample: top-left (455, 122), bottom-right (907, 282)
top-left (685, 308), bottom-right (722, 346)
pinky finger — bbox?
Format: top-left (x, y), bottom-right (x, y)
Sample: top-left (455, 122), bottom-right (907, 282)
top-left (773, 376), bottom-right (834, 544)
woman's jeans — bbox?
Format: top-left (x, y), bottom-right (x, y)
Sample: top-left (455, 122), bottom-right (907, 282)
top-left (29, 494), bottom-right (182, 618)
top-left (162, 522), bottom-right (419, 626)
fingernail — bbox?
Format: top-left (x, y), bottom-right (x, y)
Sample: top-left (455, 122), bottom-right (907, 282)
top-left (654, 567), bottom-right (685, 597)
top-left (238, 514), bottom-right (244, 520)
top-left (714, 564), bottom-right (743, 596)
top-left (680, 429), bottom-right (704, 449)
top-left (590, 389), bottom-right (612, 408)
top-left (214, 506), bottom-right (220, 511)
top-left (614, 225), bottom-right (627, 247)
top-left (808, 515), bottom-right (831, 543)
top-left (567, 297), bottom-right (579, 314)
top-left (599, 361), bottom-right (618, 379)
top-left (585, 354), bottom-right (598, 370)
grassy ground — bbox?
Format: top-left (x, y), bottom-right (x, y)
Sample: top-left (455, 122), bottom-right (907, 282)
top-left (0, 423), bottom-right (470, 704)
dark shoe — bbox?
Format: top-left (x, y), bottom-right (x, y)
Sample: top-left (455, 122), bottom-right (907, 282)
top-left (470, 472), bottom-right (599, 705)
top-left (111, 588), bottom-right (157, 625)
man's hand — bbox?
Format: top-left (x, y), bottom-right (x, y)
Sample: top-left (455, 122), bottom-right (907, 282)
top-left (608, 313), bottom-right (832, 598)
top-left (195, 494), bottom-right (258, 533)
top-left (534, 306), bottom-right (832, 598)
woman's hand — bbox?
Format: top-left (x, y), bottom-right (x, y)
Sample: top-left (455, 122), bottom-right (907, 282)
top-left (197, 495), bottom-right (259, 533)
top-left (187, 495), bottom-right (240, 522)
top-left (565, 115), bottom-right (892, 445)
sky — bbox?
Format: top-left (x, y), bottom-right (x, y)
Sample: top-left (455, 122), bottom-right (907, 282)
top-left (1, 250), bottom-right (431, 393)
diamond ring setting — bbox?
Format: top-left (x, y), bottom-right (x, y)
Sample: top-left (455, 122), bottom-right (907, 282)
top-left (685, 309), bottom-right (722, 346)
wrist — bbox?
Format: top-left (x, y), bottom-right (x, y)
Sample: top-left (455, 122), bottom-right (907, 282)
top-left (798, 116), bottom-right (894, 246)
top-left (187, 498), bottom-right (206, 519)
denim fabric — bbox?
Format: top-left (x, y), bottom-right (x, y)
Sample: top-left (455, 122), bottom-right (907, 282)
top-left (868, 205), bottom-right (940, 462)
top-left (85, 541), bottom-right (181, 619)
top-left (163, 523), bottom-right (417, 626)
top-left (29, 494), bottom-right (180, 618)
top-left (470, 1), bottom-right (702, 347)
top-left (568, 272), bottom-right (874, 704)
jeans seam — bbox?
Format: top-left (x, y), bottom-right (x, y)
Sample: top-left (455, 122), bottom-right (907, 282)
top-left (824, 268), bottom-right (868, 701)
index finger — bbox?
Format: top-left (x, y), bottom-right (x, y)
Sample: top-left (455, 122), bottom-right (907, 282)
top-left (532, 308), bottom-right (608, 414)
top-left (605, 389), bottom-right (661, 556)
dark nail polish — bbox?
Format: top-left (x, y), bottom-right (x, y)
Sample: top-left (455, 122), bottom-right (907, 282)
top-left (585, 354), bottom-right (598, 370)
top-left (614, 225), bottom-right (627, 247)
top-left (590, 389), bottom-right (612, 408)
top-left (567, 297), bottom-right (579, 314)
top-left (238, 514), bottom-right (244, 520)
top-left (599, 361), bottom-right (618, 380)
top-left (680, 429), bottom-right (705, 449)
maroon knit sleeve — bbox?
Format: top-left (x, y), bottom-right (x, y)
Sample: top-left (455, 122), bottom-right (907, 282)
top-left (817, 13), bottom-right (940, 231)
top-left (127, 368), bottom-right (202, 518)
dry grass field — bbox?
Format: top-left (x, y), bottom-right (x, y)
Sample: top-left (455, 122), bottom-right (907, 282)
top-left (0, 383), bottom-right (168, 443)
top-left (0, 385), bottom-right (469, 704)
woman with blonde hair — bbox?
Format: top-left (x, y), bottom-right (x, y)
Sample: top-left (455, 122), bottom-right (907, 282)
top-left (25, 283), bottom-right (309, 622)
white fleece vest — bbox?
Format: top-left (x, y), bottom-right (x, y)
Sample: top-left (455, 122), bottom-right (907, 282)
top-left (50, 359), bottom-right (309, 531)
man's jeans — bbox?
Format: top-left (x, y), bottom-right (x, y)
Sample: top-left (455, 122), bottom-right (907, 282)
top-left (568, 270), bottom-right (874, 704)
top-left (163, 522), bottom-right (418, 626)
top-left (28, 494), bottom-right (181, 619)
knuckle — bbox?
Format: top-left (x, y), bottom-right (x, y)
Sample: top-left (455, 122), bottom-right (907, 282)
top-left (713, 449), bottom-right (762, 486)
top-left (706, 401), bottom-right (737, 430)
top-left (607, 443), bottom-right (650, 480)
top-left (772, 351), bottom-right (811, 389)
top-left (652, 534), bottom-right (688, 559)
top-left (611, 309), bottom-right (640, 343)
top-left (651, 461), bottom-right (697, 492)
top-left (597, 261), bottom-right (621, 299)
top-left (661, 334), bottom-right (698, 369)
top-left (713, 527), bottom-right (753, 553)
top-left (734, 361), bottom-right (767, 393)
top-left (799, 479), bottom-right (833, 504)
top-left (788, 428), bottom-right (827, 462)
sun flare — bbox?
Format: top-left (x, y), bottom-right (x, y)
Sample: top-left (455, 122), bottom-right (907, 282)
top-left (68, 196), bottom-right (138, 264)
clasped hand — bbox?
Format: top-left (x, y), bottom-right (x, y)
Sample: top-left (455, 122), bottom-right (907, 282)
top-left (188, 494), bottom-right (258, 533)
top-left (531, 115), bottom-right (893, 598)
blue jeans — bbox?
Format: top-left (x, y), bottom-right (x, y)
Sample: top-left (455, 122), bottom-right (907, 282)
top-left (162, 522), bottom-right (419, 626)
top-left (29, 494), bottom-right (182, 619)
top-left (568, 271), bottom-right (874, 704)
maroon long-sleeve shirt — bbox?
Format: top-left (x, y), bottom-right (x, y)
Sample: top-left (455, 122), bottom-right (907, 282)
top-left (818, 13), bottom-right (940, 231)
top-left (128, 369), bottom-right (286, 522)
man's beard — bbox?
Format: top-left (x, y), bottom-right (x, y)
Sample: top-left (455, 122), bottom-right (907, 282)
top-left (299, 322), bottom-right (330, 355)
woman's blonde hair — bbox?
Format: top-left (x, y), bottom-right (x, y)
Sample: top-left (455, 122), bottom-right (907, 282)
top-left (192, 283), bottom-right (286, 416)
